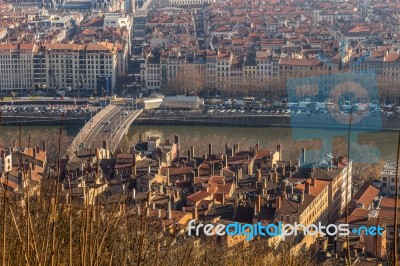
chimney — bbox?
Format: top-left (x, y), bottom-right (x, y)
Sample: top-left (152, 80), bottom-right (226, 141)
top-left (147, 191), bottom-right (152, 205)
top-left (274, 169), bottom-right (279, 182)
top-left (42, 141), bottom-right (46, 152)
top-left (190, 146), bottom-right (195, 159)
top-left (223, 154), bottom-right (228, 167)
top-left (256, 141), bottom-right (259, 152)
top-left (31, 161), bottom-right (35, 171)
top-left (225, 143), bottom-right (229, 155)
top-left (188, 150), bottom-right (192, 162)
top-left (148, 165), bottom-right (151, 174)
top-left (301, 148), bottom-right (306, 164)
top-left (33, 148), bottom-right (37, 163)
top-left (167, 194), bottom-right (172, 220)
top-left (256, 195), bottom-right (261, 213)
top-left (305, 182), bottom-right (310, 194)
top-left (233, 143), bottom-right (236, 154)
top-left (158, 209), bottom-right (162, 218)
top-left (208, 143), bottom-right (212, 157)
top-left (282, 165), bottom-right (286, 177)
top-left (166, 168), bottom-right (170, 186)
top-left (192, 205), bottom-right (198, 220)
top-left (237, 168), bottom-right (243, 180)
top-left (132, 188), bottom-right (136, 200)
top-left (35, 146), bottom-right (39, 154)
top-left (311, 178), bottom-right (316, 187)
top-left (174, 134), bottom-right (179, 146)
top-left (103, 140), bottom-right (108, 150)
top-left (276, 196), bottom-right (281, 210)
top-left (211, 162), bottom-right (215, 177)
top-left (299, 190), bottom-right (304, 204)
top-left (256, 169), bottom-right (262, 182)
top-left (281, 181), bottom-right (286, 193)
top-left (236, 143), bottom-right (240, 152)
top-left (277, 143), bottom-right (281, 161)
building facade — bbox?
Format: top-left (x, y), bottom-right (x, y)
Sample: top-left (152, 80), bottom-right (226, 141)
top-left (0, 43), bottom-right (126, 95)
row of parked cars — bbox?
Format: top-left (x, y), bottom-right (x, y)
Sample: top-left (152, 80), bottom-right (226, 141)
top-left (1, 105), bottom-right (99, 116)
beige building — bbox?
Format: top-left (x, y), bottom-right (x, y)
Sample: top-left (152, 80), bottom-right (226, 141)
top-left (0, 42), bottom-right (126, 95)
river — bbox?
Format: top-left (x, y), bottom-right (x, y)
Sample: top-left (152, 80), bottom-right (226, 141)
top-left (0, 125), bottom-right (398, 164)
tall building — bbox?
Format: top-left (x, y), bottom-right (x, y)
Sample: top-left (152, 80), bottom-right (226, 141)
top-left (0, 43), bottom-right (127, 96)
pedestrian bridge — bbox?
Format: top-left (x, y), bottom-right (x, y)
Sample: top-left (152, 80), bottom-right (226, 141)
top-left (67, 103), bottom-right (143, 155)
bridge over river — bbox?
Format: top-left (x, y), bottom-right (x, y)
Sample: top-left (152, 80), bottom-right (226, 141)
top-left (67, 103), bottom-right (142, 155)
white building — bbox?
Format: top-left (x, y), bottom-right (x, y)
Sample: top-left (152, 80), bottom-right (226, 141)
top-left (0, 44), bottom-right (34, 94)
top-left (380, 164), bottom-right (400, 195)
top-left (162, 95), bottom-right (204, 109)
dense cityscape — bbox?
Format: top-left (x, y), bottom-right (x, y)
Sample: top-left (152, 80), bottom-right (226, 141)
top-left (1, 0), bottom-right (400, 265)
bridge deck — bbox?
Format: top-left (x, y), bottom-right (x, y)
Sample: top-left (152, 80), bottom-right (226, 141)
top-left (67, 104), bottom-right (143, 154)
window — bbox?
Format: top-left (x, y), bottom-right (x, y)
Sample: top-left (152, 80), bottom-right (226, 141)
top-left (383, 177), bottom-right (387, 181)
top-left (391, 186), bottom-right (395, 190)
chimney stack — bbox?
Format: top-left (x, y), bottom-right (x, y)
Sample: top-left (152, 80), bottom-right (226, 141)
top-left (311, 178), bottom-right (316, 187)
top-left (174, 134), bottom-right (179, 146)
top-left (103, 140), bottom-right (108, 150)
top-left (256, 169), bottom-right (262, 182)
top-left (276, 196), bottom-right (281, 210)
top-left (190, 146), bottom-right (195, 159)
top-left (188, 150), bottom-right (192, 162)
top-left (299, 190), bottom-right (304, 204)
top-left (166, 168), bottom-right (170, 186)
top-left (208, 143), bottom-right (212, 157)
top-left (147, 191), bottom-right (152, 205)
top-left (192, 205), bottom-right (198, 220)
top-left (237, 168), bottom-right (243, 180)
top-left (167, 194), bottom-right (172, 220)
top-left (305, 182), bottom-right (310, 194)
top-left (33, 148), bottom-right (37, 163)
top-left (274, 169), bottom-right (279, 182)
top-left (236, 143), bottom-right (240, 152)
top-left (42, 141), bottom-right (46, 152)
top-left (256, 195), bottom-right (261, 213)
top-left (132, 188), bottom-right (136, 200)
top-left (277, 143), bottom-right (281, 161)
top-left (225, 143), bottom-right (229, 155)
top-left (301, 148), bottom-right (306, 164)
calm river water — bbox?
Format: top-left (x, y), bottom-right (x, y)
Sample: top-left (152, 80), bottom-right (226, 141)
top-left (0, 125), bottom-right (398, 164)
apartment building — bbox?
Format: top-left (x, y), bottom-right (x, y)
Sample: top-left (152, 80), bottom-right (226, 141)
top-left (380, 164), bottom-right (400, 196)
top-left (0, 44), bottom-right (35, 94)
top-left (275, 178), bottom-right (330, 226)
top-left (312, 158), bottom-right (353, 223)
top-left (0, 43), bottom-right (126, 95)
